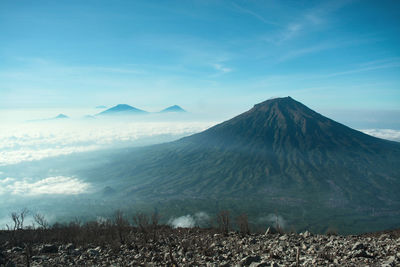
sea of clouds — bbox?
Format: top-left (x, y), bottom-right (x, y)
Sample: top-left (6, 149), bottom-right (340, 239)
top-left (360, 129), bottom-right (400, 142)
top-left (0, 110), bottom-right (215, 201)
top-left (0, 176), bottom-right (90, 196)
top-left (0, 119), bottom-right (215, 166)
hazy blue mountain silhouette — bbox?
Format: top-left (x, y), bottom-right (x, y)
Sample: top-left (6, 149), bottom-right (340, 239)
top-left (160, 105), bottom-right (186, 113)
top-left (96, 104), bottom-right (147, 116)
top-left (54, 114), bottom-right (69, 119)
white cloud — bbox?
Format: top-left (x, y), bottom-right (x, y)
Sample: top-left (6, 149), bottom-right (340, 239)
top-left (213, 63), bottom-right (232, 74)
top-left (1, 176), bottom-right (90, 196)
top-left (265, 0), bottom-right (353, 44)
top-left (361, 129), bottom-right (400, 142)
top-left (0, 119), bottom-right (215, 166)
top-left (0, 177), bottom-right (15, 183)
top-left (0, 145), bottom-right (100, 166)
top-left (168, 215), bottom-right (195, 228)
top-left (168, 211), bottom-right (210, 228)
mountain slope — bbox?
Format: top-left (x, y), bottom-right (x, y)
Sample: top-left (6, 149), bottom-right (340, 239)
top-left (83, 97), bottom-right (400, 233)
top-left (96, 104), bottom-right (147, 116)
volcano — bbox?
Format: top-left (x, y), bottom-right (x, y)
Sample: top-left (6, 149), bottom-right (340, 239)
top-left (160, 105), bottom-right (186, 113)
top-left (85, 97), bottom-right (400, 233)
top-left (96, 104), bottom-right (147, 116)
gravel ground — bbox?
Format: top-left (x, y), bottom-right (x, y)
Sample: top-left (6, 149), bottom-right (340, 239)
top-left (1, 228), bottom-right (400, 266)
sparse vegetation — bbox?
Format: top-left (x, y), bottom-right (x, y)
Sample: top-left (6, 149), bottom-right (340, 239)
top-left (1, 209), bottom-right (400, 266)
top-left (236, 213), bottom-right (250, 235)
top-left (216, 210), bottom-right (231, 234)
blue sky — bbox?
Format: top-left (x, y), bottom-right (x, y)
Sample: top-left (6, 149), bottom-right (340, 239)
top-left (1, 0), bottom-right (399, 115)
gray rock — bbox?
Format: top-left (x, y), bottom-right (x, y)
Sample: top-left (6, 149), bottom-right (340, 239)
top-left (250, 262), bottom-right (269, 267)
top-left (66, 243), bottom-right (75, 250)
top-left (2, 228), bottom-right (400, 266)
top-left (71, 248), bottom-right (81, 256)
top-left (250, 238), bottom-right (257, 245)
top-left (353, 249), bottom-right (370, 258)
top-left (384, 255), bottom-right (396, 266)
top-left (352, 242), bottom-right (365, 251)
top-left (379, 234), bottom-right (390, 241)
top-left (302, 231), bottom-right (311, 238)
top-left (87, 248), bottom-right (100, 257)
top-left (241, 255), bottom-right (261, 266)
top-left (41, 244), bottom-right (58, 253)
top-left (279, 235), bottom-right (288, 241)
top-left (11, 247), bottom-right (23, 252)
top-left (32, 255), bottom-right (48, 261)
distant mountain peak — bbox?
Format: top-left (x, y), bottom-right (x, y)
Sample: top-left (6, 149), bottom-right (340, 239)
top-left (113, 104), bottom-right (136, 110)
top-left (54, 114), bottom-right (69, 119)
top-left (161, 105), bottom-right (186, 113)
top-left (96, 104), bottom-right (147, 116)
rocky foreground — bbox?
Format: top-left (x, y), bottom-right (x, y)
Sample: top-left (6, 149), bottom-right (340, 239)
top-left (1, 228), bottom-right (400, 267)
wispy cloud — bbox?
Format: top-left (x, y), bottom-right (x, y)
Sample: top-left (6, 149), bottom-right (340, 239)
top-left (1, 176), bottom-right (90, 196)
top-left (276, 23), bottom-right (303, 44)
top-left (265, 0), bottom-right (353, 44)
top-left (212, 63), bottom-right (232, 74)
top-left (323, 59), bottom-right (400, 78)
top-left (231, 3), bottom-right (278, 26)
top-left (253, 57), bottom-right (400, 85)
top-left (277, 38), bottom-right (375, 62)
top-left (278, 43), bottom-right (334, 62)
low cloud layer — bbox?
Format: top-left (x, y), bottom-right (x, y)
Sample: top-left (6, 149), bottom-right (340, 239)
top-left (0, 120), bottom-right (214, 166)
top-left (361, 129), bottom-right (400, 142)
top-left (0, 176), bottom-right (90, 196)
top-left (168, 212), bottom-right (211, 228)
